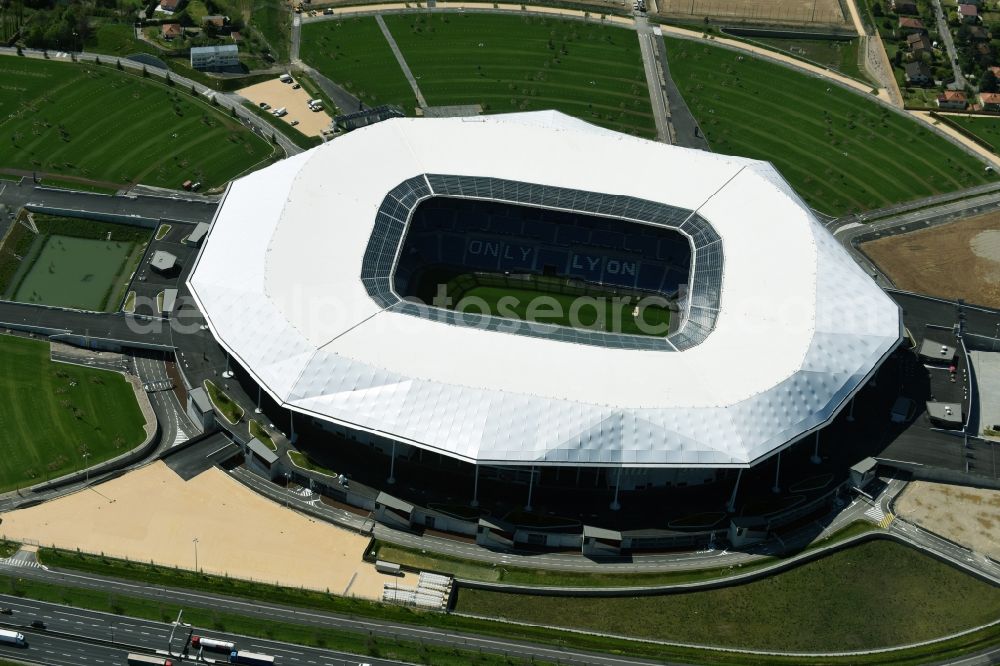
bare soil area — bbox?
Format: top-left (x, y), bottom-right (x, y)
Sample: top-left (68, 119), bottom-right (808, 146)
top-left (0, 462), bottom-right (407, 598)
top-left (896, 480), bottom-right (1000, 560)
top-left (657, 0), bottom-right (845, 25)
top-left (861, 212), bottom-right (1000, 308)
top-left (237, 77), bottom-right (333, 137)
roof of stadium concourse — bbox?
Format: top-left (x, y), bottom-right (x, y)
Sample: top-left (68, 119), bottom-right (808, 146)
top-left (188, 111), bottom-right (903, 469)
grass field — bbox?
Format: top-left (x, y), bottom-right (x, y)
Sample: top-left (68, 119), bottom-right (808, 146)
top-left (84, 23), bottom-right (159, 58)
top-left (943, 115), bottom-right (1000, 152)
top-left (664, 38), bottom-right (996, 216)
top-left (0, 215), bottom-right (149, 311)
top-left (301, 17), bottom-right (419, 111)
top-left (455, 540), bottom-right (1000, 651)
top-left (0, 57), bottom-right (273, 190)
top-left (747, 36), bottom-right (871, 83)
top-left (0, 335), bottom-right (146, 492)
top-left (444, 272), bottom-right (672, 336)
top-left (302, 14), bottom-right (656, 137)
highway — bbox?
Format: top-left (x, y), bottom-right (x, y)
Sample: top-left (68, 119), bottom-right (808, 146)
top-left (0, 564), bottom-right (670, 666)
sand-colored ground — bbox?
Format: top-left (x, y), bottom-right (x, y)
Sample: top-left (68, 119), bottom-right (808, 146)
top-left (861, 212), bottom-right (1000, 309)
top-left (657, 0), bottom-right (844, 25)
top-left (896, 481), bottom-right (1000, 560)
top-left (0, 462), bottom-right (407, 598)
top-left (237, 78), bottom-right (333, 137)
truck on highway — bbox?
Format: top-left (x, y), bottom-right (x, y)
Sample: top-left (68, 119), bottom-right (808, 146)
top-left (0, 629), bottom-right (24, 646)
top-left (126, 654), bottom-right (173, 666)
top-left (229, 650), bottom-right (275, 665)
top-left (191, 635), bottom-right (236, 653)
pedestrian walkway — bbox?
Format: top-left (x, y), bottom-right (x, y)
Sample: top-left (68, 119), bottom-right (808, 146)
top-left (864, 503), bottom-right (894, 527)
top-left (0, 549), bottom-right (42, 570)
top-left (375, 15), bottom-right (427, 110)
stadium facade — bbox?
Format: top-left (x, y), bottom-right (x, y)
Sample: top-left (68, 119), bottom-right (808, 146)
top-left (188, 112), bottom-right (902, 494)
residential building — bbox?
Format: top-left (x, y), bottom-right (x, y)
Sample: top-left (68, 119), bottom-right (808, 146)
top-left (203, 14), bottom-right (227, 27)
top-left (158, 0), bottom-right (180, 11)
top-left (907, 32), bottom-right (932, 58)
top-left (161, 23), bottom-right (182, 40)
top-left (969, 25), bottom-right (992, 40)
top-left (959, 3), bottom-right (979, 22)
top-left (898, 17), bottom-right (926, 33)
top-left (936, 90), bottom-right (967, 109)
top-left (892, 0), bottom-right (918, 13)
top-left (980, 91), bottom-right (1000, 110)
top-left (190, 44), bottom-right (239, 70)
top-left (904, 61), bottom-right (933, 85)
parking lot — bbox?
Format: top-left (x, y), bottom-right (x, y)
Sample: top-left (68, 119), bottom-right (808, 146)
top-left (236, 77), bottom-right (333, 137)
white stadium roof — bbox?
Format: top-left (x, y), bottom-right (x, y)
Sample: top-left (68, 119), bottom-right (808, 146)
top-left (188, 111), bottom-right (902, 468)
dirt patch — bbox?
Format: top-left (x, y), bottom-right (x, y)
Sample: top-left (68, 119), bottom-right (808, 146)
top-left (861, 212), bottom-right (1000, 309)
top-left (0, 461), bottom-right (407, 598)
top-left (896, 480), bottom-right (1000, 560)
top-left (237, 77), bottom-right (333, 137)
top-left (657, 0), bottom-right (844, 25)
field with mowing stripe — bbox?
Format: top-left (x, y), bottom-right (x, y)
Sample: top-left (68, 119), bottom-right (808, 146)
top-left (664, 39), bottom-right (995, 216)
top-left (0, 58), bottom-right (273, 190)
top-left (455, 540), bottom-right (1000, 651)
top-left (303, 14), bottom-right (655, 137)
top-left (301, 17), bottom-right (417, 111)
top-left (0, 335), bottom-right (146, 492)
top-left (944, 115), bottom-right (1000, 152)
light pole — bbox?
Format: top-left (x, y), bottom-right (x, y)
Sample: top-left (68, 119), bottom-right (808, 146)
top-left (82, 449), bottom-right (91, 482)
top-left (192, 537), bottom-right (199, 572)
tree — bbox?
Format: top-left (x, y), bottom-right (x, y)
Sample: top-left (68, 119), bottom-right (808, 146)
top-left (141, 65), bottom-right (148, 77)
top-left (872, 1), bottom-right (883, 15)
top-left (117, 59), bottom-right (123, 70)
top-left (982, 69), bottom-right (999, 92)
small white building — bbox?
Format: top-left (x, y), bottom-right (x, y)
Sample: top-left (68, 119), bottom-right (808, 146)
top-left (190, 44), bottom-right (239, 71)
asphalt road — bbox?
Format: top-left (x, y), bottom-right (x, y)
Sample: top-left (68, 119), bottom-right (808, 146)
top-left (0, 595), bottom-right (404, 666)
top-left (635, 19), bottom-right (671, 144)
top-left (0, 567), bottom-right (669, 666)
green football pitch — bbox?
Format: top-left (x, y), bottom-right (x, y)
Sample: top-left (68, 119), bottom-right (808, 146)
top-left (663, 38), bottom-right (996, 216)
top-left (302, 14), bottom-right (656, 137)
top-left (0, 57), bottom-right (273, 189)
top-left (445, 274), bottom-right (671, 336)
top-left (0, 335), bottom-right (146, 493)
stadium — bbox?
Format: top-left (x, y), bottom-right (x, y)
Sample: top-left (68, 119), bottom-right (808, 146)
top-left (188, 111), bottom-right (903, 534)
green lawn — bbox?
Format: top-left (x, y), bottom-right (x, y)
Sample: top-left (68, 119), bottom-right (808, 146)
top-left (301, 17), bottom-right (418, 111)
top-left (0, 57), bottom-right (273, 190)
top-left (664, 38), bottom-right (996, 216)
top-left (942, 115), bottom-right (1000, 152)
top-left (249, 419), bottom-right (276, 451)
top-left (84, 23), bottom-right (159, 58)
top-left (0, 215), bottom-right (149, 312)
top-left (748, 36), bottom-right (871, 83)
top-left (302, 14), bottom-right (656, 137)
top-left (0, 335), bottom-right (146, 492)
top-left (204, 379), bottom-right (244, 424)
top-left (250, 0), bottom-right (291, 62)
top-left (445, 273), bottom-right (671, 336)
top-left (455, 540), bottom-right (1000, 651)
top-left (387, 13), bottom-right (654, 136)
top-left (287, 449), bottom-right (337, 476)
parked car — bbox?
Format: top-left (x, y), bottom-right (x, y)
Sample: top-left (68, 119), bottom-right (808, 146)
top-left (290, 120), bottom-right (299, 126)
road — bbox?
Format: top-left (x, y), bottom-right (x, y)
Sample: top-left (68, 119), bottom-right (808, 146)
top-left (635, 18), bottom-right (671, 143)
top-left (834, 187), bottom-right (1000, 286)
top-left (930, 0), bottom-right (966, 90)
top-left (0, 566), bottom-right (670, 666)
top-left (0, 596), bottom-right (406, 666)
